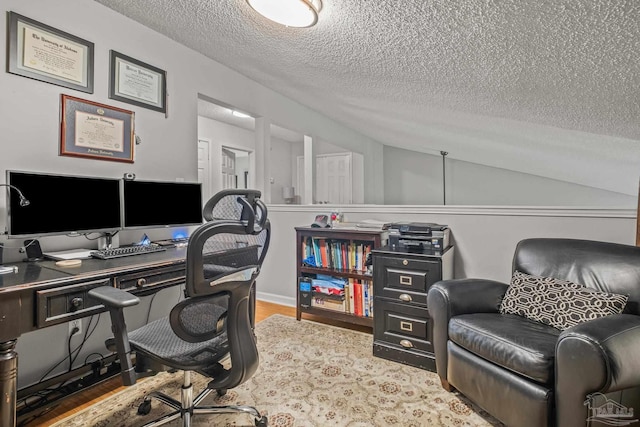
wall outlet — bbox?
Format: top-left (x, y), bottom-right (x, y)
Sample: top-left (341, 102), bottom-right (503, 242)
top-left (69, 319), bottom-right (82, 337)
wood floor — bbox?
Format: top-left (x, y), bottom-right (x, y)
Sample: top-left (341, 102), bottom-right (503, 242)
top-left (26, 301), bottom-right (371, 426)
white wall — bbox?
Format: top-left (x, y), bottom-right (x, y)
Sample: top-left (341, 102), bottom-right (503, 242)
top-left (257, 206), bottom-right (636, 306)
top-left (383, 145), bottom-right (636, 207)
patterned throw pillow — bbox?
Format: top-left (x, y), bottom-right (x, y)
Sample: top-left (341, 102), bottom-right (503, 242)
top-left (500, 271), bottom-right (628, 330)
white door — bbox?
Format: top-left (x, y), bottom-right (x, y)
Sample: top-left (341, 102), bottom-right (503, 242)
top-left (316, 153), bottom-right (352, 204)
top-left (222, 148), bottom-right (236, 189)
top-left (197, 139), bottom-right (211, 202)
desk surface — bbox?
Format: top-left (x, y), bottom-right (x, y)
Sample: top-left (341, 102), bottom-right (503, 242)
top-left (0, 246), bottom-right (188, 292)
top-left (0, 247), bottom-right (191, 344)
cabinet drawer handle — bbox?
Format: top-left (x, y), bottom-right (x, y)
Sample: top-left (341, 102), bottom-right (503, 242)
top-left (402, 259), bottom-right (409, 266)
top-left (399, 293), bottom-right (412, 302)
top-left (399, 275), bottom-right (412, 286)
top-left (400, 321), bottom-right (413, 332)
top-left (400, 339), bottom-right (414, 348)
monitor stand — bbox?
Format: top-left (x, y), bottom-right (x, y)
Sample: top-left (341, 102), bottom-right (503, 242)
top-left (98, 232), bottom-right (119, 250)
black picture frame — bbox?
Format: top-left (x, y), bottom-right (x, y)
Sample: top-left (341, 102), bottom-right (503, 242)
top-left (109, 50), bottom-right (167, 113)
top-left (7, 11), bottom-right (94, 93)
top-left (60, 94), bottom-right (135, 163)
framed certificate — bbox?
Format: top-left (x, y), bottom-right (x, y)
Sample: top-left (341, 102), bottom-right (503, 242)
top-left (60, 95), bottom-right (135, 163)
top-left (109, 50), bottom-right (167, 113)
top-left (7, 12), bottom-right (94, 93)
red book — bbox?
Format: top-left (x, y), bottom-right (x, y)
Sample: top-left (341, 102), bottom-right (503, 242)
top-left (319, 239), bottom-right (328, 268)
top-left (353, 280), bottom-right (363, 316)
top-left (341, 242), bottom-right (348, 271)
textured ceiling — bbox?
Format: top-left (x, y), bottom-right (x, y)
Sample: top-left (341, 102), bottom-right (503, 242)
top-left (94, 0), bottom-right (640, 195)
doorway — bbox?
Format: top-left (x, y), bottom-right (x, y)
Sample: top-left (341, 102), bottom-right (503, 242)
top-left (222, 146), bottom-right (251, 190)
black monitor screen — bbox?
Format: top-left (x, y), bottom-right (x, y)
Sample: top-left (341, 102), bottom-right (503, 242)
top-left (123, 180), bottom-right (203, 228)
top-left (6, 171), bottom-right (122, 238)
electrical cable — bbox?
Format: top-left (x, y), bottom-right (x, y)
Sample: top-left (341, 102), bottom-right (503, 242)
top-left (84, 352), bottom-right (107, 365)
top-left (81, 230), bottom-right (119, 241)
top-left (18, 313), bottom-right (104, 425)
top-left (69, 314), bottom-right (100, 370)
top-left (67, 328), bottom-right (79, 372)
top-left (145, 292), bottom-right (159, 324)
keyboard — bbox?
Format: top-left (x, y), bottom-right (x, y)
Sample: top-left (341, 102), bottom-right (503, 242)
top-left (90, 245), bottom-right (166, 260)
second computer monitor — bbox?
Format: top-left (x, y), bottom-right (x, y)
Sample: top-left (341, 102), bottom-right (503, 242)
top-left (122, 180), bottom-right (203, 229)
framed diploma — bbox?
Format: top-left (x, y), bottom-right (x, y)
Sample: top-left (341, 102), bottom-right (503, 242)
top-left (109, 50), bottom-right (167, 113)
top-left (7, 12), bottom-right (94, 93)
top-left (60, 95), bottom-right (135, 163)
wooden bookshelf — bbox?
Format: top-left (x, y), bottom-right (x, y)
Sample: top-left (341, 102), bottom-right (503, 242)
top-left (295, 226), bottom-right (388, 329)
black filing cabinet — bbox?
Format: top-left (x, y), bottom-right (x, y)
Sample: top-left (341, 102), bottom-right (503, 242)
top-left (372, 245), bottom-right (454, 371)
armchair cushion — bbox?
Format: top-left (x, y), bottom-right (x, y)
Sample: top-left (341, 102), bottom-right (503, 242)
top-left (449, 313), bottom-right (561, 384)
top-left (500, 271), bottom-right (628, 330)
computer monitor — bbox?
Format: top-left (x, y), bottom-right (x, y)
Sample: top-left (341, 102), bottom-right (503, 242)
top-left (122, 179), bottom-right (203, 229)
top-left (6, 170), bottom-right (122, 238)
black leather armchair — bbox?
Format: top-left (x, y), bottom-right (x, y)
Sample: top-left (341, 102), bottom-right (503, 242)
top-left (89, 189), bottom-right (270, 427)
top-left (427, 238), bottom-right (640, 427)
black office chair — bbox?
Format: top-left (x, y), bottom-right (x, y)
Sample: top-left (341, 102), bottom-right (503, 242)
top-left (89, 189), bottom-right (270, 427)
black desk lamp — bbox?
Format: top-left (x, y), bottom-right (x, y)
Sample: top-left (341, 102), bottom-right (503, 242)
top-left (1, 184), bottom-right (31, 266)
top-left (1, 183), bottom-right (30, 207)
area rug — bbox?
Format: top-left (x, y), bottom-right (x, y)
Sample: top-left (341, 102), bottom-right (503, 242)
top-left (52, 314), bottom-right (503, 426)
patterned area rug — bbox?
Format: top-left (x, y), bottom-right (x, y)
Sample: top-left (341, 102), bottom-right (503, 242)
top-left (53, 314), bottom-right (503, 426)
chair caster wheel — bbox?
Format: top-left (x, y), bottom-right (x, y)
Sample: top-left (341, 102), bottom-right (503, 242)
top-left (216, 389), bottom-right (227, 397)
top-left (255, 415), bottom-right (268, 426)
top-left (137, 399), bottom-right (152, 415)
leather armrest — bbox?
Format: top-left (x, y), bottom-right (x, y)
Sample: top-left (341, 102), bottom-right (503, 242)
top-left (428, 278), bottom-right (508, 316)
top-left (88, 286), bottom-right (140, 308)
top-left (427, 278), bottom-right (508, 383)
top-left (556, 314), bottom-right (640, 427)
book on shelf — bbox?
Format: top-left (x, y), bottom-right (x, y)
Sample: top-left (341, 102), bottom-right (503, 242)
top-left (312, 291), bottom-right (345, 302)
top-left (352, 279), bottom-right (363, 316)
top-left (301, 235), bottom-right (375, 274)
top-left (311, 296), bottom-right (346, 313)
top-left (363, 281), bottom-right (371, 318)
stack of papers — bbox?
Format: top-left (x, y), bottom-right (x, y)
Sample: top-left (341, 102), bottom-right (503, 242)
top-left (355, 220), bottom-right (390, 230)
top-left (44, 249), bottom-right (94, 260)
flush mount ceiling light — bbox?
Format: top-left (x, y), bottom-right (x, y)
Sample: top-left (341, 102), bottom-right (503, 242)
top-left (246, 0), bottom-right (322, 28)
top-left (231, 109), bottom-right (252, 118)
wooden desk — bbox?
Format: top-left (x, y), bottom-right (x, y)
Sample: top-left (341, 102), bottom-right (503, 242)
top-left (0, 247), bottom-right (193, 427)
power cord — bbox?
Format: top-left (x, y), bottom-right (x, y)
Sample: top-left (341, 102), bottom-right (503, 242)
top-left (145, 292), bottom-right (158, 324)
top-left (17, 314), bottom-right (103, 416)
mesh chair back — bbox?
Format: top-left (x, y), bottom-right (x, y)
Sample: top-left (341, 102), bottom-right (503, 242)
top-left (186, 189), bottom-right (270, 297)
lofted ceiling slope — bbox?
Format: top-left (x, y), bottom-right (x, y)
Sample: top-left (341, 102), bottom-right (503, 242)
top-left (94, 0), bottom-right (640, 196)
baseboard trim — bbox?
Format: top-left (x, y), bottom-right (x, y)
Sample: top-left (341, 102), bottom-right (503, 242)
top-left (256, 291), bottom-right (295, 307)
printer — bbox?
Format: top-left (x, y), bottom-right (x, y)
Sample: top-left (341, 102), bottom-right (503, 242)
top-left (388, 222), bottom-right (450, 251)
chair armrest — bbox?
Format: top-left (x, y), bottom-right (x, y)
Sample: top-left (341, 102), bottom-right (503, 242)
top-left (427, 278), bottom-right (508, 317)
top-left (88, 286), bottom-right (140, 308)
top-left (88, 286), bottom-right (140, 386)
top-left (556, 314), bottom-right (640, 427)
top-left (427, 279), bottom-right (508, 385)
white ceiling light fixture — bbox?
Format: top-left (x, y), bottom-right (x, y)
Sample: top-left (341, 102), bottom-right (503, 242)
top-left (246, 0), bottom-right (322, 28)
top-left (231, 110), bottom-right (252, 118)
